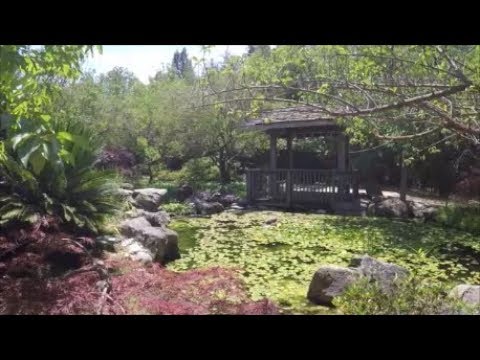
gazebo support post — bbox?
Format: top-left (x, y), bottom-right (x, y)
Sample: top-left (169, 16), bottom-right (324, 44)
top-left (269, 133), bottom-right (277, 199)
top-left (336, 133), bottom-right (346, 171)
top-left (336, 133), bottom-right (350, 196)
top-left (286, 132), bottom-right (293, 207)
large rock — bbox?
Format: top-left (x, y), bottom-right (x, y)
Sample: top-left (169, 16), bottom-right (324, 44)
top-left (132, 188), bottom-right (168, 211)
top-left (176, 184), bottom-right (194, 202)
top-left (194, 200), bottom-right (224, 215)
top-left (367, 198), bottom-right (411, 218)
top-left (119, 216), bottom-right (151, 236)
top-left (449, 285), bottom-right (480, 306)
top-left (139, 226), bottom-right (180, 263)
top-left (117, 188), bottom-right (134, 197)
top-left (409, 201), bottom-right (438, 221)
top-left (236, 198), bottom-right (249, 207)
top-left (120, 183), bottom-right (134, 190)
top-left (307, 266), bottom-right (361, 306)
top-left (119, 217), bottom-right (180, 263)
top-left (349, 255), bottom-right (409, 293)
top-left (307, 255), bottom-right (409, 306)
top-left (124, 240), bottom-right (154, 264)
top-left (195, 191), bottom-right (214, 202)
top-left (96, 235), bottom-right (120, 252)
top-left (130, 251), bottom-right (154, 264)
top-left (209, 193), bottom-right (239, 207)
top-left (134, 209), bottom-right (171, 227)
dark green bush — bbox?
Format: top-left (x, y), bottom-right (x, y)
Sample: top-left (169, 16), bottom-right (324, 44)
top-left (145, 158), bottom-right (219, 186)
top-left (198, 181), bottom-right (246, 199)
top-left (435, 203), bottom-right (480, 235)
top-left (134, 159), bottom-right (246, 201)
top-left (162, 202), bottom-right (195, 216)
top-left (178, 158), bottom-right (220, 185)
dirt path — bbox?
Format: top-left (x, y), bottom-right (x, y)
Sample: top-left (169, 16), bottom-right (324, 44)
top-left (358, 187), bottom-right (454, 207)
top-left (381, 190), bottom-right (449, 206)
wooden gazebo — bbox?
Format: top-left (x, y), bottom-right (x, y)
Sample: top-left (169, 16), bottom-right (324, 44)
top-left (244, 106), bottom-right (359, 209)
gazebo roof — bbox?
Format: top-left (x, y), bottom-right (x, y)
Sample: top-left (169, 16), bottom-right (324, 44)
top-left (244, 105), bottom-right (342, 133)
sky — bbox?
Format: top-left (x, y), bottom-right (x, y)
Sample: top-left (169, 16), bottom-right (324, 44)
top-left (82, 45), bottom-right (249, 83)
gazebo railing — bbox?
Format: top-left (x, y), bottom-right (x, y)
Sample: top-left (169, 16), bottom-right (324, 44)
top-left (246, 169), bottom-right (359, 206)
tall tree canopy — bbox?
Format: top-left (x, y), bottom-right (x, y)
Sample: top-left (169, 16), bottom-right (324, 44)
top-left (237, 45), bottom-right (480, 144)
top-left (32, 45), bottom-right (480, 194)
top-left (247, 45), bottom-right (271, 57)
top-left (171, 48), bottom-right (195, 82)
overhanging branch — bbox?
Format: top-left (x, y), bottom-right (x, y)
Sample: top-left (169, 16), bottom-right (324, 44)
top-left (373, 127), bottom-right (440, 140)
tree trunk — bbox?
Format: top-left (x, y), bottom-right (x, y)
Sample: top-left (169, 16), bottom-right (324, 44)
top-left (148, 163), bottom-right (154, 184)
top-left (218, 156), bottom-right (231, 185)
top-left (400, 151), bottom-right (408, 201)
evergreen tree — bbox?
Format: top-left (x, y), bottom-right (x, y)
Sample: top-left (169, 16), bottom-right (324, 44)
top-left (247, 45), bottom-right (271, 57)
top-left (171, 47), bottom-right (195, 82)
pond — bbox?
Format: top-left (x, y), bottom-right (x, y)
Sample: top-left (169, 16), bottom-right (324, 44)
top-left (168, 211), bottom-right (480, 314)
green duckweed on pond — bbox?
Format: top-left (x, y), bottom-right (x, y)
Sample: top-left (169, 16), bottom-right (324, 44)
top-left (168, 211), bottom-right (480, 314)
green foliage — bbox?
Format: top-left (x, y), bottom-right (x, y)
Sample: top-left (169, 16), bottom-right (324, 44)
top-left (0, 46), bottom-right (99, 173)
top-left (435, 204), bottom-right (480, 234)
top-left (247, 45), bottom-right (271, 58)
top-left (171, 48), bottom-right (195, 83)
top-left (136, 136), bottom-right (160, 164)
top-left (0, 119), bottom-right (123, 233)
top-left (241, 45), bottom-right (480, 163)
top-left (43, 45), bottom-right (480, 190)
top-left (137, 169), bottom-right (247, 200)
top-left (162, 202), bottom-right (195, 216)
top-left (52, 51), bottom-right (267, 186)
top-left (52, 67), bottom-right (144, 152)
top-left (52, 66), bottom-right (199, 173)
top-left (131, 177), bottom-right (178, 203)
top-left (169, 211), bottom-right (480, 314)
top-left (0, 45), bottom-right (99, 121)
top-left (152, 169), bottom-right (185, 183)
top-left (198, 181), bottom-right (246, 199)
top-left (333, 276), bottom-right (477, 315)
top-left (0, 46), bottom-right (105, 221)
top-left (178, 158), bottom-right (220, 185)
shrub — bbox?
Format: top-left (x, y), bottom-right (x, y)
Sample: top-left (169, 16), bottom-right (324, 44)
top-left (153, 168), bottom-right (186, 183)
top-left (142, 158), bottom-right (219, 186)
top-left (198, 181), bottom-right (246, 199)
top-left (435, 203), bottom-right (480, 235)
top-left (333, 277), bottom-right (477, 315)
top-left (162, 202), bottom-right (195, 216)
top-left (94, 147), bottom-right (136, 177)
top-left (178, 158), bottom-right (220, 186)
top-left (455, 175), bottom-right (480, 198)
top-left (0, 120), bottom-right (123, 233)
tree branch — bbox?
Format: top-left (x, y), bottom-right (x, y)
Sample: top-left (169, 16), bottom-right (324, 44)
top-left (330, 84), bottom-right (470, 117)
top-left (199, 83), bottom-right (470, 118)
top-left (435, 46), bottom-right (472, 84)
top-left (420, 102), bottom-right (480, 136)
top-left (373, 127), bottom-right (440, 140)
